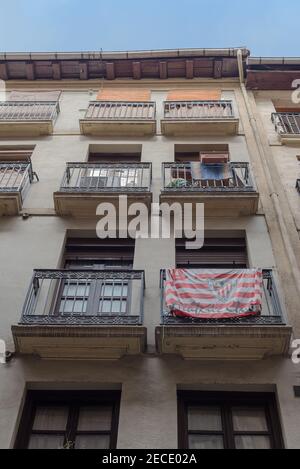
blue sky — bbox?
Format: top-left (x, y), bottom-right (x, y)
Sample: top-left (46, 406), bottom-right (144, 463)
top-left (0, 0), bottom-right (298, 56)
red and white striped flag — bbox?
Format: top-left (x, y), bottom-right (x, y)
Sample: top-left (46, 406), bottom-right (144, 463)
top-left (165, 269), bottom-right (263, 319)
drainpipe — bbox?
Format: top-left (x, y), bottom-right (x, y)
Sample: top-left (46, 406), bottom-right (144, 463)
top-left (237, 49), bottom-right (300, 299)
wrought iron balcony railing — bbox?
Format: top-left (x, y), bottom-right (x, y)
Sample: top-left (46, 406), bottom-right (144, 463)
top-left (164, 100), bottom-right (235, 120)
top-left (0, 101), bottom-right (60, 121)
top-left (160, 269), bottom-right (286, 326)
top-left (59, 163), bottom-right (152, 192)
top-left (0, 161), bottom-right (34, 202)
top-left (20, 269), bottom-right (145, 326)
top-left (84, 101), bottom-right (156, 120)
top-left (162, 162), bottom-right (255, 192)
top-left (272, 112), bottom-right (300, 135)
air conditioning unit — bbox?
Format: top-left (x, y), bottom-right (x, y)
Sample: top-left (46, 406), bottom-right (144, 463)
top-left (200, 153), bottom-right (229, 164)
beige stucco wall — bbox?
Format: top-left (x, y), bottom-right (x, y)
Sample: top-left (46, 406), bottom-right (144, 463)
top-left (0, 356), bottom-right (300, 449)
top-left (0, 83), bottom-right (299, 449)
top-left (253, 91), bottom-right (300, 232)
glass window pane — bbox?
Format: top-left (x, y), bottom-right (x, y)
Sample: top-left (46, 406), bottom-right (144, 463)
top-left (232, 407), bottom-right (268, 432)
top-left (188, 435), bottom-right (224, 449)
top-left (73, 299), bottom-right (87, 314)
top-left (28, 434), bottom-right (65, 449)
top-left (77, 284), bottom-right (90, 296)
top-left (90, 169), bottom-right (101, 177)
top-left (75, 435), bottom-right (110, 449)
top-left (77, 406), bottom-right (112, 431)
top-left (235, 435), bottom-right (271, 450)
top-left (102, 283), bottom-right (128, 297)
top-left (112, 176), bottom-right (121, 187)
top-left (102, 284), bottom-right (113, 296)
top-left (99, 299), bottom-right (127, 314)
top-left (100, 300), bottom-right (111, 313)
top-left (188, 406), bottom-right (222, 431)
top-left (59, 299), bottom-right (87, 314)
top-left (63, 283), bottom-right (90, 297)
top-left (111, 300), bottom-right (121, 313)
top-left (59, 299), bottom-right (73, 313)
top-left (121, 300), bottom-right (127, 313)
top-left (112, 284), bottom-right (125, 297)
top-left (32, 406), bottom-right (68, 431)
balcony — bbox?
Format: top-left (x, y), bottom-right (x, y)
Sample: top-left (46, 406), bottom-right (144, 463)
top-left (0, 101), bottom-right (59, 137)
top-left (0, 162), bottom-right (34, 215)
top-left (80, 101), bottom-right (156, 136)
top-left (54, 162), bottom-right (152, 217)
top-left (12, 269), bottom-right (146, 360)
top-left (160, 162), bottom-right (259, 216)
top-left (156, 269), bottom-right (292, 360)
top-left (161, 101), bottom-right (239, 136)
top-left (272, 112), bottom-right (300, 145)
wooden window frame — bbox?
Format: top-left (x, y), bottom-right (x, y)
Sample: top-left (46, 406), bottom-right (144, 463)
top-left (14, 390), bottom-right (121, 449)
top-left (177, 391), bottom-right (284, 449)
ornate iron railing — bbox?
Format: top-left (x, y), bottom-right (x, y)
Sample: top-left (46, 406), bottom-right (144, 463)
top-left (0, 161), bottom-right (34, 202)
top-left (272, 112), bottom-right (300, 135)
top-left (0, 101), bottom-right (60, 121)
top-left (164, 100), bottom-right (234, 119)
top-left (162, 162), bottom-right (255, 192)
top-left (160, 269), bottom-right (286, 325)
top-left (59, 163), bottom-right (152, 192)
top-left (20, 269), bottom-right (145, 326)
top-left (84, 101), bottom-right (156, 120)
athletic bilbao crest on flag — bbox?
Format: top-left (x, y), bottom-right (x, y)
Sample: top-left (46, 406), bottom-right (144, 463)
top-left (210, 278), bottom-right (236, 302)
top-left (164, 269), bottom-right (263, 319)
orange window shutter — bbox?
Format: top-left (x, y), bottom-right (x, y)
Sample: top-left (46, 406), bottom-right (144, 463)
top-left (166, 90), bottom-right (221, 101)
top-left (200, 153), bottom-right (229, 164)
top-left (96, 89), bottom-right (151, 101)
top-left (275, 107), bottom-right (300, 112)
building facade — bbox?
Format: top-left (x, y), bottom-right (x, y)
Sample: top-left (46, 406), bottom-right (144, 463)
top-left (0, 48), bottom-right (300, 449)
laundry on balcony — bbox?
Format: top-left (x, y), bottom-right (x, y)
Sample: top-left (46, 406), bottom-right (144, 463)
top-left (190, 162), bottom-right (233, 181)
top-left (167, 178), bottom-right (189, 188)
top-left (164, 269), bottom-right (263, 319)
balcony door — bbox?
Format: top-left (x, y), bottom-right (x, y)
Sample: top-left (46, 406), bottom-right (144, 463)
top-left (54, 238), bottom-right (135, 319)
top-left (79, 167), bottom-right (108, 189)
top-left (79, 150), bottom-right (143, 190)
top-left (55, 260), bottom-right (132, 318)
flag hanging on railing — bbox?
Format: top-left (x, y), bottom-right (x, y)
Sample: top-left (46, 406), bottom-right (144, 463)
top-left (164, 269), bottom-right (263, 319)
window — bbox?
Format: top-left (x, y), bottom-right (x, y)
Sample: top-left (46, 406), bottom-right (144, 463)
top-left (273, 107), bottom-right (300, 134)
top-left (15, 390), bottom-right (121, 449)
top-left (178, 391), bottom-right (284, 449)
top-left (55, 237), bottom-right (135, 317)
top-left (170, 145), bottom-right (232, 189)
top-left (175, 144), bottom-right (229, 163)
top-left (79, 145), bottom-right (143, 190)
top-left (57, 272), bottom-right (131, 316)
top-left (80, 167), bottom-right (142, 189)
